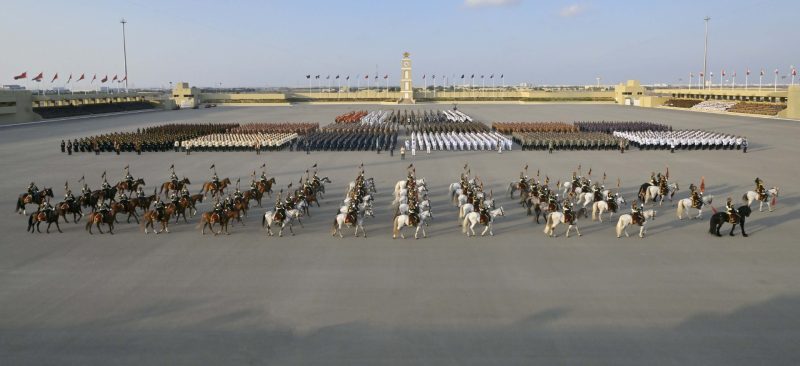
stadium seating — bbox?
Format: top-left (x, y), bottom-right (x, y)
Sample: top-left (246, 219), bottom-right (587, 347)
top-left (727, 102), bottom-right (787, 116)
top-left (691, 100), bottom-right (736, 112)
top-left (663, 99), bottom-right (702, 108)
top-left (34, 101), bottom-right (157, 119)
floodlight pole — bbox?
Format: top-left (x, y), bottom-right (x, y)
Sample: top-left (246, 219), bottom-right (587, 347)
top-left (120, 18), bottom-right (129, 90)
top-left (702, 16), bottom-right (710, 90)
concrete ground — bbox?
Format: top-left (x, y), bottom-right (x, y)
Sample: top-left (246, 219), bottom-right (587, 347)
top-left (1, 104), bottom-right (799, 365)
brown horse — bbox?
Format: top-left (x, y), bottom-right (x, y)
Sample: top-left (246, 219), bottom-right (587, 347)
top-left (232, 198), bottom-right (249, 218)
top-left (169, 199), bottom-right (192, 224)
top-left (197, 209), bottom-right (240, 235)
top-left (111, 201), bottom-right (140, 224)
top-left (141, 206), bottom-right (175, 234)
top-left (85, 209), bottom-right (118, 234)
top-left (16, 188), bottom-right (54, 214)
top-left (160, 178), bottom-right (191, 198)
top-left (188, 194), bottom-right (204, 216)
top-left (57, 201), bottom-right (83, 223)
top-left (27, 210), bottom-right (62, 233)
top-left (201, 178), bottom-right (231, 198)
top-left (116, 178), bottom-right (146, 193)
top-left (256, 178), bottom-right (276, 197)
top-left (243, 189), bottom-right (263, 207)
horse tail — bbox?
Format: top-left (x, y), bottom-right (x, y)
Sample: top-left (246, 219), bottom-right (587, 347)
top-left (591, 202), bottom-right (598, 221)
top-left (742, 193), bottom-right (748, 202)
top-left (676, 200), bottom-right (684, 218)
top-left (461, 215), bottom-right (470, 234)
top-left (331, 218), bottom-right (338, 235)
top-left (16, 197), bottom-right (22, 212)
top-left (544, 214), bottom-right (553, 234)
top-left (615, 217), bottom-right (624, 237)
top-left (709, 215), bottom-right (717, 234)
top-left (85, 216), bottom-right (92, 231)
top-left (393, 216), bottom-right (400, 236)
top-left (27, 213), bottom-right (34, 232)
top-left (262, 214), bottom-right (266, 227)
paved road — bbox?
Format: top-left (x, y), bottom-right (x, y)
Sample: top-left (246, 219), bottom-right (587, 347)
top-left (1, 104), bottom-right (799, 365)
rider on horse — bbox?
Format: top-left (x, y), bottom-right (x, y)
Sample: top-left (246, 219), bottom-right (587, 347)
top-left (39, 199), bottom-right (54, 214)
top-left (690, 184), bottom-right (702, 208)
top-left (592, 184), bottom-right (602, 202)
top-left (180, 185), bottom-right (190, 200)
top-left (213, 199), bottom-right (224, 217)
top-left (649, 172), bottom-right (658, 186)
top-left (101, 179), bottom-right (112, 200)
top-left (233, 187), bottom-right (244, 203)
top-left (64, 188), bottom-right (76, 209)
top-left (169, 192), bottom-right (180, 207)
top-left (259, 171), bottom-right (268, 186)
top-left (631, 200), bottom-right (643, 224)
top-left (27, 182), bottom-right (40, 201)
top-left (249, 179), bottom-right (258, 195)
top-left (211, 171), bottom-right (220, 191)
top-left (346, 200), bottom-right (358, 224)
top-left (274, 195), bottom-right (286, 221)
top-left (154, 199), bottom-right (166, 221)
top-left (726, 197), bottom-right (739, 223)
top-left (124, 166), bottom-right (134, 188)
top-left (117, 191), bottom-right (130, 208)
top-left (97, 200), bottom-right (111, 219)
top-left (408, 202), bottom-right (419, 226)
top-left (562, 198), bottom-right (574, 222)
top-left (755, 177), bottom-right (766, 201)
top-left (169, 169), bottom-right (179, 189)
top-left (136, 186), bottom-right (146, 200)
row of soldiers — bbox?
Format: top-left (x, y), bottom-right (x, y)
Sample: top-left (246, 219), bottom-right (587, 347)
top-left (61, 123), bottom-right (237, 154)
top-left (512, 132), bottom-right (628, 151)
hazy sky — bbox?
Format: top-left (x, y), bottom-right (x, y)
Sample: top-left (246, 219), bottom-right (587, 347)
top-left (2, 0), bottom-right (798, 88)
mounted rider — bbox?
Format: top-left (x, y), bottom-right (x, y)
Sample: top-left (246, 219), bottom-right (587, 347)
top-left (571, 172), bottom-right (580, 192)
top-left (259, 171), bottom-right (269, 186)
top-left (180, 185), bottom-right (190, 200)
top-left (101, 177), bottom-right (113, 201)
top-left (249, 179), bottom-right (258, 196)
top-left (606, 191), bottom-right (617, 211)
top-left (213, 199), bottom-right (224, 217)
top-left (755, 177), bottom-right (766, 201)
top-left (117, 191), bottom-right (130, 208)
top-left (123, 166), bottom-right (134, 188)
top-left (631, 200), bottom-right (643, 224)
top-left (169, 170), bottom-right (179, 190)
top-left (346, 199), bottom-right (358, 224)
top-left (408, 202), bottom-right (419, 226)
top-left (223, 196), bottom-right (234, 211)
top-left (649, 172), bottom-right (658, 186)
top-left (154, 199), bottom-right (166, 221)
top-left (689, 184), bottom-right (702, 208)
top-left (27, 182), bottom-right (39, 201)
top-left (169, 191), bottom-right (180, 207)
top-left (562, 198), bottom-right (574, 223)
top-left (273, 193), bottom-right (286, 221)
top-left (592, 184), bottom-right (603, 202)
top-left (64, 188), bottom-right (76, 210)
top-left (233, 187), bottom-right (244, 203)
top-left (136, 186), bottom-right (146, 200)
top-left (97, 200), bottom-right (111, 219)
top-left (726, 197), bottom-right (739, 224)
top-left (39, 199), bottom-right (54, 215)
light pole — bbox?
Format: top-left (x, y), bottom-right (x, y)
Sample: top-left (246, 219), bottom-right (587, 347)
top-left (702, 16), bottom-right (710, 90)
top-left (120, 18), bottom-right (129, 90)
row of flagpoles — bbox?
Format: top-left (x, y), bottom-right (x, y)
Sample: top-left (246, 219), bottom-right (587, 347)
top-left (302, 73), bottom-right (506, 92)
top-left (12, 71), bottom-right (128, 94)
top-left (688, 66), bottom-right (797, 91)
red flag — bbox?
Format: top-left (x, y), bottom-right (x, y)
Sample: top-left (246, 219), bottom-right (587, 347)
top-left (665, 167), bottom-right (669, 179)
top-left (793, 68), bottom-right (797, 76)
top-left (383, 75), bottom-right (388, 79)
top-left (91, 74), bottom-right (97, 83)
top-left (77, 73), bottom-right (85, 82)
top-left (112, 74), bottom-right (118, 81)
top-left (32, 72), bottom-right (43, 82)
top-left (746, 69), bottom-right (751, 76)
top-left (13, 71), bottom-right (27, 80)
top-left (711, 205), bottom-right (718, 214)
top-left (67, 74), bottom-right (73, 83)
top-left (101, 75), bottom-right (108, 83)
top-left (772, 195), bottom-right (777, 207)
top-left (122, 75), bottom-right (127, 81)
top-left (700, 177), bottom-right (705, 193)
top-left (50, 73), bottom-right (59, 82)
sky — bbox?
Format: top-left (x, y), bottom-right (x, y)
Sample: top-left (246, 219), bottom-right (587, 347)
top-left (2, 0), bottom-right (798, 88)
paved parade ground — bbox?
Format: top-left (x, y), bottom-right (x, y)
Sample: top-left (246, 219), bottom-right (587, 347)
top-left (2, 104), bottom-right (800, 364)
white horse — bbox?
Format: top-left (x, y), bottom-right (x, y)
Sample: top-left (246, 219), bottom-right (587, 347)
top-left (262, 208), bottom-right (303, 237)
top-left (591, 195), bottom-right (626, 222)
top-left (576, 189), bottom-right (611, 208)
top-left (460, 203), bottom-right (474, 219)
top-left (332, 206), bottom-right (373, 238)
top-left (393, 210), bottom-right (433, 239)
top-left (543, 211), bottom-right (582, 238)
top-left (346, 178), bottom-right (377, 197)
top-left (394, 178), bottom-right (426, 197)
top-left (561, 181), bottom-right (587, 197)
top-left (643, 183), bottom-right (680, 206)
top-left (676, 195), bottom-right (714, 220)
top-left (340, 201), bottom-right (374, 218)
top-left (615, 209), bottom-right (657, 238)
top-left (396, 199), bottom-right (430, 217)
top-left (743, 187), bottom-right (779, 212)
top-left (462, 207), bottom-right (505, 237)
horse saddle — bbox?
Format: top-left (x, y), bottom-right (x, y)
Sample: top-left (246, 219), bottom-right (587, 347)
top-left (757, 193), bottom-right (767, 202)
top-left (692, 199), bottom-right (702, 209)
top-left (548, 203), bottom-right (557, 212)
top-left (479, 213), bottom-right (490, 224)
top-left (607, 200), bottom-right (617, 212)
top-left (346, 213), bottom-right (357, 225)
top-left (632, 213), bottom-right (644, 226)
top-left (659, 185), bottom-right (668, 195)
top-left (23, 195), bottom-right (33, 204)
top-left (409, 214), bottom-right (419, 226)
top-left (594, 192), bottom-right (602, 202)
top-left (36, 212), bottom-right (47, 222)
top-left (728, 213), bottom-right (740, 224)
top-left (564, 212), bottom-right (574, 224)
top-left (273, 210), bottom-right (285, 222)
top-left (210, 213), bottom-right (220, 223)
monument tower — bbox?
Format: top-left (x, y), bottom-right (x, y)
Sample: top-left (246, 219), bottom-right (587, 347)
top-left (400, 52), bottom-right (415, 104)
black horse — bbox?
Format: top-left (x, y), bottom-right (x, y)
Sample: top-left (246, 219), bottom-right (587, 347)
top-left (709, 205), bottom-right (751, 237)
top-left (27, 210), bottom-right (62, 233)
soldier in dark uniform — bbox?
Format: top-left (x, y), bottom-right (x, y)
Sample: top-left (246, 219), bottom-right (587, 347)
top-left (118, 191), bottom-right (130, 208)
top-left (211, 171), bottom-right (220, 191)
top-left (726, 197), bottom-right (739, 223)
top-left (755, 177), bottom-right (766, 201)
top-left (223, 196), bottom-right (234, 211)
top-left (649, 172), bottom-right (658, 186)
top-left (136, 186), bottom-right (146, 200)
top-left (180, 185), bottom-right (190, 200)
top-left (169, 192), bottom-right (180, 208)
top-left (97, 200), bottom-right (111, 219)
top-left (690, 184), bottom-right (702, 208)
top-left (233, 187), bottom-right (244, 203)
top-left (346, 199), bottom-right (358, 224)
top-left (562, 198), bottom-right (574, 222)
top-left (67, 140), bottom-right (73, 155)
top-left (101, 179), bottom-right (112, 201)
top-left (27, 182), bottom-right (39, 202)
top-left (64, 188), bottom-right (76, 210)
top-left (213, 199), bottom-right (224, 217)
top-left (124, 166), bottom-right (134, 188)
top-left (154, 199), bottom-right (166, 221)
top-left (631, 200), bottom-right (643, 224)
top-left (60, 140), bottom-right (65, 153)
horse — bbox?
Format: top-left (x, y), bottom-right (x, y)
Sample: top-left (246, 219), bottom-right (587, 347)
top-left (111, 201), bottom-right (140, 224)
top-left (676, 195), bottom-right (714, 220)
top-left (561, 181), bottom-right (586, 197)
top-left (742, 187), bottom-right (779, 212)
top-left (16, 188), bottom-right (53, 215)
top-left (576, 189), bottom-right (611, 208)
top-left (91, 187), bottom-right (118, 204)
top-left (709, 205), bottom-right (751, 237)
top-left (201, 177), bottom-right (231, 198)
top-left (462, 207), bottom-right (505, 237)
top-left (85, 209), bottom-right (118, 235)
top-left (168, 198), bottom-right (192, 224)
top-left (394, 178), bottom-right (426, 197)
top-left (160, 178), bottom-right (191, 198)
top-left (615, 209), bottom-right (657, 238)
top-left (507, 180), bottom-right (529, 199)
top-left (188, 194), bottom-right (204, 216)
top-left (525, 196), bottom-right (558, 224)
top-left (309, 176), bottom-right (331, 199)
top-left (256, 177), bottom-right (276, 197)
top-left (332, 205), bottom-right (373, 238)
top-left (130, 192), bottom-right (157, 213)
top-left (640, 182), bottom-right (680, 206)
top-left (262, 208), bottom-right (304, 237)
top-left (347, 177), bottom-right (377, 197)
top-left (27, 210), bottom-right (62, 233)
top-left (243, 189), bottom-right (264, 207)
top-left (141, 206), bottom-right (175, 234)
top-left (543, 210), bottom-right (582, 238)
top-left (393, 210), bottom-right (433, 239)
top-left (116, 178), bottom-right (146, 193)
top-left (592, 195), bottom-right (626, 222)
top-left (56, 200), bottom-right (83, 223)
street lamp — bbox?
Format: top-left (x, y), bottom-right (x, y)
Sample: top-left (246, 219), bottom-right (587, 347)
top-left (120, 18), bottom-right (129, 90)
top-left (702, 16), bottom-right (710, 89)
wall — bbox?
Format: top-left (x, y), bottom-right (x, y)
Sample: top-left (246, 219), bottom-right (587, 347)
top-left (0, 90), bottom-right (39, 125)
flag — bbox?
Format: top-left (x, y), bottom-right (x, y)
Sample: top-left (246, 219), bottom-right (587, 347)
top-left (346, 75), bottom-right (350, 80)
top-left (617, 178), bottom-right (621, 188)
top-left (306, 75), bottom-right (311, 79)
top-left (793, 68), bottom-right (797, 76)
top-left (101, 75), bottom-right (108, 83)
top-left (665, 167), bottom-right (669, 179)
top-left (77, 73), bottom-right (85, 82)
top-left (500, 74), bottom-right (504, 78)
top-left (432, 74), bottom-right (436, 79)
top-left (699, 72), bottom-right (704, 77)
top-left (690, 72), bottom-right (694, 78)
top-left (122, 75), bottom-right (127, 82)
top-left (523, 164), bottom-right (528, 171)
top-left (13, 71), bottom-right (27, 80)
top-left (760, 69), bottom-right (765, 76)
top-left (364, 74), bottom-right (368, 79)
top-left (722, 69), bottom-right (726, 77)
top-left (112, 75), bottom-right (118, 81)
top-left (67, 74), bottom-right (73, 83)
top-left (260, 163), bottom-right (266, 168)
top-left (733, 72), bottom-right (737, 77)
top-left (481, 75), bottom-right (484, 79)
top-left (772, 195), bottom-right (778, 207)
top-left (470, 74), bottom-right (474, 79)
top-left (210, 164), bottom-right (215, 170)
top-left (169, 164), bottom-right (174, 170)
top-left (460, 74), bottom-right (465, 79)
top-left (422, 74), bottom-right (426, 79)
top-left (91, 74), bottom-right (97, 83)
top-left (51, 73), bottom-right (59, 82)
top-left (587, 168), bottom-right (592, 176)
top-left (312, 163), bottom-right (317, 168)
top-left (326, 75), bottom-right (330, 80)
top-left (700, 177), bottom-right (705, 193)
top-left (315, 75), bottom-right (320, 79)
top-left (384, 74), bottom-right (388, 79)
top-left (536, 169), bottom-right (539, 177)
top-left (490, 74), bottom-right (494, 79)
top-left (775, 68), bottom-right (779, 75)
top-left (746, 69), bottom-right (751, 76)
top-left (336, 75), bottom-right (340, 79)
top-left (603, 172), bottom-right (607, 181)
top-left (101, 170), bottom-right (106, 178)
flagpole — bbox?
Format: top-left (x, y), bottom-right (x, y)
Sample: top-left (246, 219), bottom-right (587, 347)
top-left (745, 71), bottom-right (748, 90)
top-left (688, 73), bottom-right (692, 90)
top-left (732, 74), bottom-right (735, 90)
top-left (774, 69), bottom-right (778, 92)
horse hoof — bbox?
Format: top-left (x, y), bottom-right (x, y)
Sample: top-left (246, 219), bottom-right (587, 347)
top-left (578, 234), bottom-right (582, 237)
top-left (617, 236), bottom-right (621, 238)
top-left (743, 234), bottom-right (749, 237)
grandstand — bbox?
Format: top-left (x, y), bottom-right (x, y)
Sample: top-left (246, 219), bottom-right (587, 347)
top-left (727, 101), bottom-right (787, 116)
top-left (34, 101), bottom-right (158, 119)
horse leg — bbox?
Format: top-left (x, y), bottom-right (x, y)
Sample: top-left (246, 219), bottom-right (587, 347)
top-left (289, 222), bottom-right (295, 236)
top-left (565, 225), bottom-right (571, 238)
top-left (624, 224), bottom-right (630, 238)
top-left (741, 220), bottom-right (748, 237)
top-left (36, 221), bottom-right (42, 233)
top-left (729, 223), bottom-right (736, 236)
top-left (574, 224), bottom-right (582, 237)
top-left (96, 222), bottom-right (104, 234)
top-left (480, 223), bottom-right (489, 236)
top-left (55, 220), bottom-right (62, 233)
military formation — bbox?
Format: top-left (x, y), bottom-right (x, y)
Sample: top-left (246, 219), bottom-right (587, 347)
top-left (391, 165), bottom-right (432, 239)
top-left (513, 131), bottom-right (627, 151)
top-left (62, 123), bottom-right (237, 154)
top-left (298, 123), bottom-right (399, 152)
top-left (613, 130), bottom-right (747, 150)
top-left (574, 121), bottom-right (672, 133)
